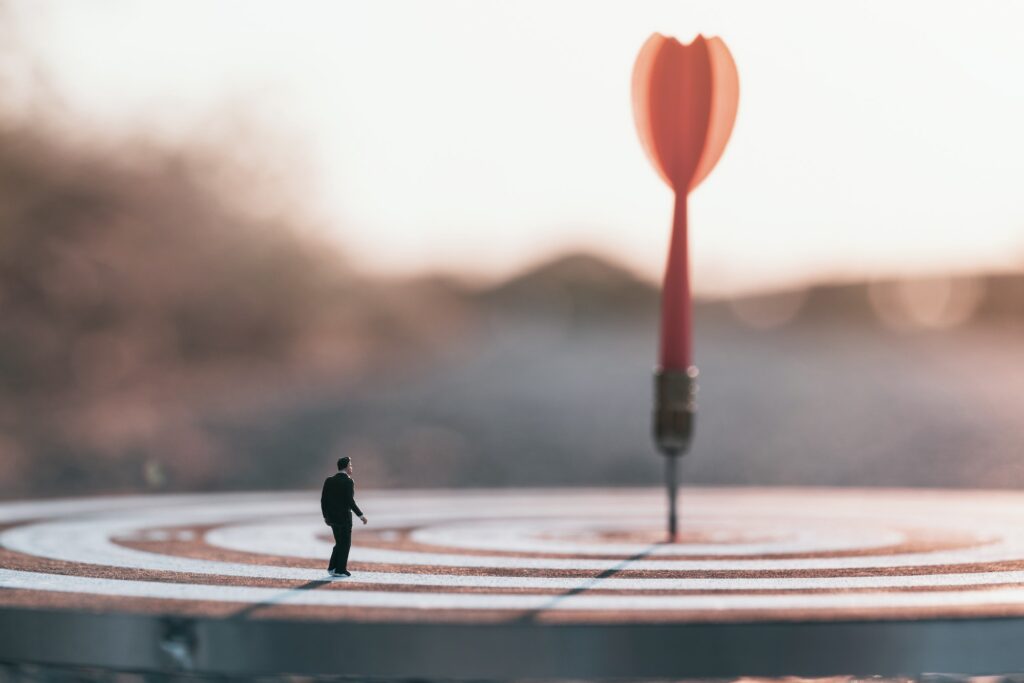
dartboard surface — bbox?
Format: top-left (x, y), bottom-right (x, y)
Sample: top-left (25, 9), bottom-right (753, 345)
top-left (3, 487), bottom-right (1024, 677)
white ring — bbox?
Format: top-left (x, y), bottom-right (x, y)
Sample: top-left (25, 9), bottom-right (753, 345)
top-left (4, 490), bottom-right (1024, 614)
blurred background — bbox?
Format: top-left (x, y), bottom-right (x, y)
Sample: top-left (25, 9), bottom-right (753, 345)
top-left (1, 1), bottom-right (1023, 499)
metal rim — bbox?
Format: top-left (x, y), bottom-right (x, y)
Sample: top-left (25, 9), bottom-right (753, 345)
top-left (3, 606), bottom-right (1024, 678)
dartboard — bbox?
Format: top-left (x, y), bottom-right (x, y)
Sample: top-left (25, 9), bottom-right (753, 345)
top-left (2, 488), bottom-right (1024, 677)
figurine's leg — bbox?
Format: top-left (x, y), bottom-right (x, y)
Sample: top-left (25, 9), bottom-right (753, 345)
top-left (337, 525), bottom-right (353, 572)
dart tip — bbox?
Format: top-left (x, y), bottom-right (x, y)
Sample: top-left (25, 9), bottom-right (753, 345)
top-left (665, 455), bottom-right (679, 545)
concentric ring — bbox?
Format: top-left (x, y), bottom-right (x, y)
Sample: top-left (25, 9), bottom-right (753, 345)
top-left (1, 487), bottom-right (1024, 620)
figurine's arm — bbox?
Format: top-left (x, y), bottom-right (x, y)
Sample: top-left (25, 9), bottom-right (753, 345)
top-left (346, 478), bottom-right (365, 519)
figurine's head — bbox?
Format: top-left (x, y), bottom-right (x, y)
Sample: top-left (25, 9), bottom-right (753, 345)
top-left (337, 456), bottom-right (353, 475)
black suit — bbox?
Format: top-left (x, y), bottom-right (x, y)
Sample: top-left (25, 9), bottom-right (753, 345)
top-left (321, 472), bottom-right (363, 572)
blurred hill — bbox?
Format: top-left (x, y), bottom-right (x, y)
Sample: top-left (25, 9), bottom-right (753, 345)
top-left (479, 253), bottom-right (656, 322)
top-left (0, 120), bottom-right (467, 496)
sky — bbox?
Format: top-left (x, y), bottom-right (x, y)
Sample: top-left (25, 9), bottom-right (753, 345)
top-left (10, 1), bottom-right (1024, 294)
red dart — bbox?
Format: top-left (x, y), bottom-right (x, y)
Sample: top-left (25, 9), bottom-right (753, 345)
top-left (631, 33), bottom-right (739, 541)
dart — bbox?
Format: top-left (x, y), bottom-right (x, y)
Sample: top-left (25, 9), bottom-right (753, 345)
top-left (631, 33), bottom-right (739, 541)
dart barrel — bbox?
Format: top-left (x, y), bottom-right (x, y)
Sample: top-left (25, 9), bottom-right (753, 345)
top-left (653, 366), bottom-right (698, 456)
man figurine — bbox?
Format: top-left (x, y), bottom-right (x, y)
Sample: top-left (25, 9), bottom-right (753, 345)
top-left (321, 456), bottom-right (368, 578)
